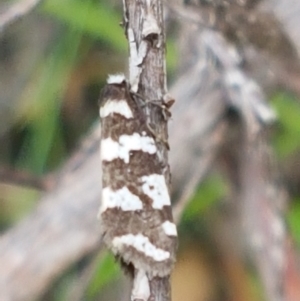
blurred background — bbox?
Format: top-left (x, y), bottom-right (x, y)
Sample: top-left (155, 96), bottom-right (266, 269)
top-left (1, 0), bottom-right (300, 301)
top-left (0, 0), bottom-right (129, 225)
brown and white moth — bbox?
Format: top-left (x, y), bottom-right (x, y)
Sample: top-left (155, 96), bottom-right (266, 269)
top-left (98, 74), bottom-right (177, 290)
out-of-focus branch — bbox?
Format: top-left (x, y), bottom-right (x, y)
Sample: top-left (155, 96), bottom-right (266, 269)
top-left (196, 27), bottom-right (288, 301)
top-left (168, 0), bottom-right (300, 100)
top-left (0, 167), bottom-right (54, 191)
top-left (172, 1), bottom-right (300, 300)
top-left (0, 0), bottom-right (44, 33)
top-left (240, 131), bottom-right (287, 301)
top-left (0, 127), bottom-right (103, 301)
top-left (174, 3), bottom-right (300, 301)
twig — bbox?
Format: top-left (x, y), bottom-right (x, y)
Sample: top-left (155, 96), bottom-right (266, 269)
top-left (0, 167), bottom-right (54, 191)
top-left (239, 131), bottom-right (287, 301)
top-left (0, 0), bottom-right (44, 33)
top-left (173, 121), bottom-right (227, 223)
top-left (114, 1), bottom-right (177, 300)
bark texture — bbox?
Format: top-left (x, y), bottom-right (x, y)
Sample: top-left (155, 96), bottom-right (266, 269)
top-left (122, 1), bottom-right (176, 300)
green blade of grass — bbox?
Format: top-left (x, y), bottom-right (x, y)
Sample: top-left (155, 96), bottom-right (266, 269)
top-left (86, 252), bottom-right (121, 300)
top-left (272, 92), bottom-right (300, 158)
top-left (182, 175), bottom-right (226, 221)
top-left (42, 0), bottom-right (127, 51)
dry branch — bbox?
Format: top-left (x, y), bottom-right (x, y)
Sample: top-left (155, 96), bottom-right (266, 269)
top-left (114, 0), bottom-right (177, 300)
top-left (0, 0), bottom-right (44, 33)
top-left (0, 127), bottom-right (102, 301)
top-left (0, 167), bottom-right (52, 190)
top-left (240, 131), bottom-right (287, 301)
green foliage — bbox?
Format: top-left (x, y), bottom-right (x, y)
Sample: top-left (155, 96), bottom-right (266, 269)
top-left (42, 0), bottom-right (127, 51)
top-left (287, 200), bottom-right (300, 247)
top-left (181, 175), bottom-right (226, 222)
top-left (17, 28), bottom-right (81, 174)
top-left (272, 92), bottom-right (300, 158)
top-left (271, 92), bottom-right (300, 253)
top-left (166, 39), bottom-right (178, 77)
top-left (52, 272), bottom-right (75, 301)
top-left (16, 0), bottom-right (127, 174)
top-left (86, 252), bottom-right (121, 300)
top-left (0, 186), bottom-right (40, 229)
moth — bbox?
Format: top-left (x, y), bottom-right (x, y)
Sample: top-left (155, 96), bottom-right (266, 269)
top-left (98, 74), bottom-right (177, 282)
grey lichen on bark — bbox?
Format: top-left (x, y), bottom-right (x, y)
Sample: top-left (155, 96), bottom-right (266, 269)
top-left (122, 0), bottom-right (176, 300)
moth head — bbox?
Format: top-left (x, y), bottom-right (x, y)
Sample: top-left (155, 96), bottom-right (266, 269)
top-left (99, 74), bottom-right (129, 107)
top-left (107, 74), bottom-right (126, 85)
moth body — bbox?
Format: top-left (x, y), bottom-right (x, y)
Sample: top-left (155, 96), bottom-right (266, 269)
top-left (99, 74), bottom-right (177, 277)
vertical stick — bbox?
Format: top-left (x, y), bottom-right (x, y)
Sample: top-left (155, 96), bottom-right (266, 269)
top-left (123, 1), bottom-right (175, 300)
top-left (124, 0), bottom-right (169, 158)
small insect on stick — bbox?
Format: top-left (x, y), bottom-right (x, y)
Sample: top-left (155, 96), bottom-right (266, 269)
top-left (98, 74), bottom-right (177, 300)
